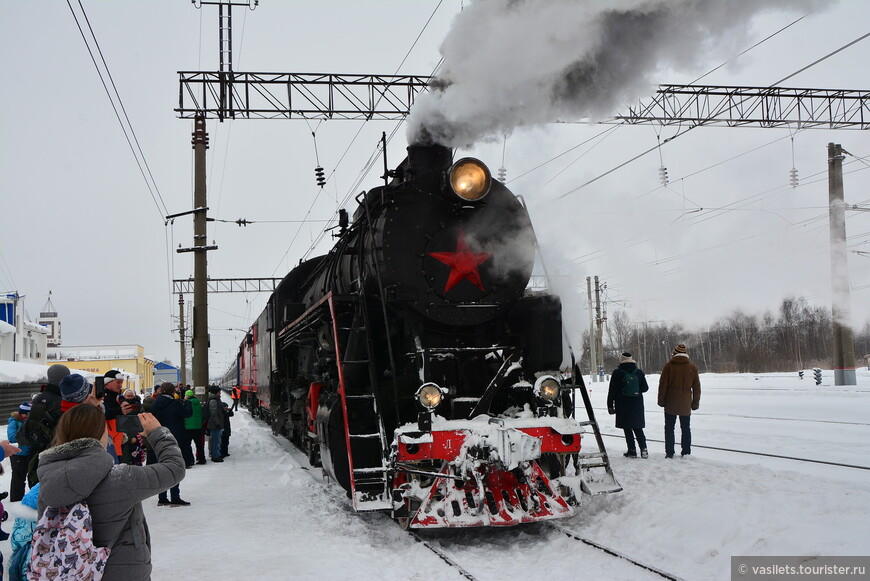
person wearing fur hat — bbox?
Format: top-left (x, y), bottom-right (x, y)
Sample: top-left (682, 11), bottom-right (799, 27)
top-left (658, 343), bottom-right (702, 458)
top-left (607, 352), bottom-right (650, 458)
top-left (7, 402), bottom-right (33, 501)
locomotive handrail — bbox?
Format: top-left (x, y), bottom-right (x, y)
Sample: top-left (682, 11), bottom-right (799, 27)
top-left (413, 346), bottom-right (513, 354)
top-left (276, 293), bottom-right (332, 339)
top-left (395, 463), bottom-right (464, 481)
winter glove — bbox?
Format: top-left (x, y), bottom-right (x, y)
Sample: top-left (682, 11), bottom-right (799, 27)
top-left (607, 406), bottom-right (615, 415)
top-left (691, 404), bottom-right (699, 411)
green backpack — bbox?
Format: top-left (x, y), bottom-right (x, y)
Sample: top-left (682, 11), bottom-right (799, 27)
top-left (622, 369), bottom-right (640, 397)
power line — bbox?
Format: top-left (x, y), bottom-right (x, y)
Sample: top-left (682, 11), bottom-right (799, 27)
top-left (271, 2), bottom-right (449, 275)
top-left (556, 24), bottom-right (870, 201)
top-left (66, 0), bottom-right (168, 220)
top-left (771, 30), bottom-right (870, 85)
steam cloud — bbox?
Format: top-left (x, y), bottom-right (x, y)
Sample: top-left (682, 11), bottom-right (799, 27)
top-left (407, 0), bottom-right (822, 148)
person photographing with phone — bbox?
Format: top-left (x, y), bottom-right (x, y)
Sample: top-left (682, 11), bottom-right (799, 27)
top-left (36, 405), bottom-right (185, 580)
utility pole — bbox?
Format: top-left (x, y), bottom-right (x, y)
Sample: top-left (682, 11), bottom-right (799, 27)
top-left (586, 276), bottom-right (598, 382)
top-left (192, 114), bottom-right (211, 394)
top-left (594, 275), bottom-right (603, 381)
top-left (173, 116), bottom-right (216, 394)
top-left (178, 294), bottom-right (187, 387)
top-left (827, 143), bottom-right (857, 386)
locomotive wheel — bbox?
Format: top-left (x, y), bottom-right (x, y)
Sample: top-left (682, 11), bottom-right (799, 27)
top-left (306, 438), bottom-right (321, 467)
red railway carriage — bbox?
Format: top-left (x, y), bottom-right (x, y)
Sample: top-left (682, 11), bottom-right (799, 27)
top-left (228, 144), bottom-right (621, 527)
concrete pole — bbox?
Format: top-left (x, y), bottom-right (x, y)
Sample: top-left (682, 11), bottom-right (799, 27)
top-left (586, 277), bottom-right (598, 382)
top-left (827, 143), bottom-right (857, 385)
top-left (192, 113), bottom-right (210, 396)
top-left (178, 293), bottom-right (188, 387)
top-left (594, 275), bottom-right (603, 381)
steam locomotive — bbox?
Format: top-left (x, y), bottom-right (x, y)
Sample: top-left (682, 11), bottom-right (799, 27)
top-left (222, 143), bottom-right (620, 528)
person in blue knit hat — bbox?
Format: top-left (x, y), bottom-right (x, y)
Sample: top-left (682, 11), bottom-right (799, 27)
top-left (7, 402), bottom-right (32, 501)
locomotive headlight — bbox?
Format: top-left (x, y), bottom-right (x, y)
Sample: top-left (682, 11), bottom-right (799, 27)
top-left (534, 376), bottom-right (561, 404)
top-left (449, 158), bottom-right (492, 202)
top-left (416, 382), bottom-right (444, 410)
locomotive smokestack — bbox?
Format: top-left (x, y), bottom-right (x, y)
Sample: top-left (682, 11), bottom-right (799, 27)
top-left (402, 143), bottom-right (453, 190)
top-left (406, 143), bottom-right (452, 172)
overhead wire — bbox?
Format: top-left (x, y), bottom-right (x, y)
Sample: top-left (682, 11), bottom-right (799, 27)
top-left (66, 0), bottom-right (168, 220)
top-left (556, 18), bottom-right (869, 201)
top-left (271, 1), bottom-right (448, 274)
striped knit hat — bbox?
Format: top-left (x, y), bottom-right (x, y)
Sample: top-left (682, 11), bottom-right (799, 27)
top-left (673, 343), bottom-right (688, 356)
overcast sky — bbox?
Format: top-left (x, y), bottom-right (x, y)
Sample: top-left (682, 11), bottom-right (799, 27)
top-left (2, 0), bottom-right (869, 377)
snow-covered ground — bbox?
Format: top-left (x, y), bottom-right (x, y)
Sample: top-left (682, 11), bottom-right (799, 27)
top-left (1, 369), bottom-right (868, 580)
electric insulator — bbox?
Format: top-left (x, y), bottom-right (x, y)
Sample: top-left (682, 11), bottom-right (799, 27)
top-left (315, 166), bottom-right (326, 188)
top-left (658, 166), bottom-right (669, 187)
top-left (789, 168), bottom-right (799, 189)
top-left (497, 167), bottom-right (507, 183)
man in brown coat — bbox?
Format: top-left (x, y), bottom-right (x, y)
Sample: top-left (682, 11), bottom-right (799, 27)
top-left (658, 343), bottom-right (701, 458)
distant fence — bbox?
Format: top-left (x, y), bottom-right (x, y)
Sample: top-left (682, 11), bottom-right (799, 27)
top-left (0, 382), bottom-right (43, 425)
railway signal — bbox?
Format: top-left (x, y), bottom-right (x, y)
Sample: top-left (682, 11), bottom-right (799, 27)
top-left (813, 368), bottom-right (822, 385)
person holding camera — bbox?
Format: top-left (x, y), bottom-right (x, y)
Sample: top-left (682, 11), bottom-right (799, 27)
top-left (37, 405), bottom-right (185, 580)
top-left (149, 383), bottom-right (193, 505)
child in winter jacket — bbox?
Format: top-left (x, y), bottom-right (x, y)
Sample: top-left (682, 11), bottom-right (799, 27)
top-left (7, 402), bottom-right (32, 501)
top-left (6, 483), bottom-right (40, 581)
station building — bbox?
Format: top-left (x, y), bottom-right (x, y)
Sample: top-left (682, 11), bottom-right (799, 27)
top-left (47, 344), bottom-right (155, 393)
top-left (0, 292), bottom-right (49, 365)
top-left (153, 361), bottom-right (181, 391)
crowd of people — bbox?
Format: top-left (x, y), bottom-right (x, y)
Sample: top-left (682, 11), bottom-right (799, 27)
top-left (0, 366), bottom-right (234, 580)
top-left (607, 343), bottom-right (702, 459)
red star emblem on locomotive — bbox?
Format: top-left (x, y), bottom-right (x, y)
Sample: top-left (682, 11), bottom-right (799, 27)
top-left (428, 230), bottom-right (492, 293)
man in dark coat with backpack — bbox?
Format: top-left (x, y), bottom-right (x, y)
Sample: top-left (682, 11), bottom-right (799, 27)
top-left (18, 363), bottom-right (69, 484)
top-left (607, 352), bottom-right (650, 458)
top-left (148, 383), bottom-right (193, 504)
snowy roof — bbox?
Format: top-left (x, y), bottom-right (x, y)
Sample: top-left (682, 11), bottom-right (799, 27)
top-left (0, 360), bottom-right (97, 384)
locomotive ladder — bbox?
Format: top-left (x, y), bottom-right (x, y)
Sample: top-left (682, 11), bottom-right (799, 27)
top-left (328, 290), bottom-right (392, 512)
top-left (571, 365), bottom-right (622, 495)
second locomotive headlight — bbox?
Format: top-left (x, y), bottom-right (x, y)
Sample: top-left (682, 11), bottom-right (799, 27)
top-left (534, 375), bottom-right (561, 404)
top-left (448, 158), bottom-right (492, 202)
top-left (417, 382), bottom-right (445, 410)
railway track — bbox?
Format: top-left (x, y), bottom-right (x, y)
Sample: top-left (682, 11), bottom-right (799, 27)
top-left (590, 404), bottom-right (870, 427)
top-left (599, 432), bottom-right (870, 471)
top-left (406, 523), bottom-right (686, 581)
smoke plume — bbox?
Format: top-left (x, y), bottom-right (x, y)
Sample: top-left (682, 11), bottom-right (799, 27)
top-left (407, 0), bottom-right (822, 148)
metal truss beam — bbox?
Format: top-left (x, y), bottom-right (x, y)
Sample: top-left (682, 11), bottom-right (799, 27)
top-left (176, 71), bottom-right (431, 120)
top-left (177, 75), bottom-right (869, 129)
top-left (611, 85), bottom-right (870, 129)
top-left (172, 277), bottom-right (281, 294)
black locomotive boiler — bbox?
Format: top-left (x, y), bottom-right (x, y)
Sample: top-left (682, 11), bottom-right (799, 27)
top-left (228, 143), bottom-right (620, 528)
